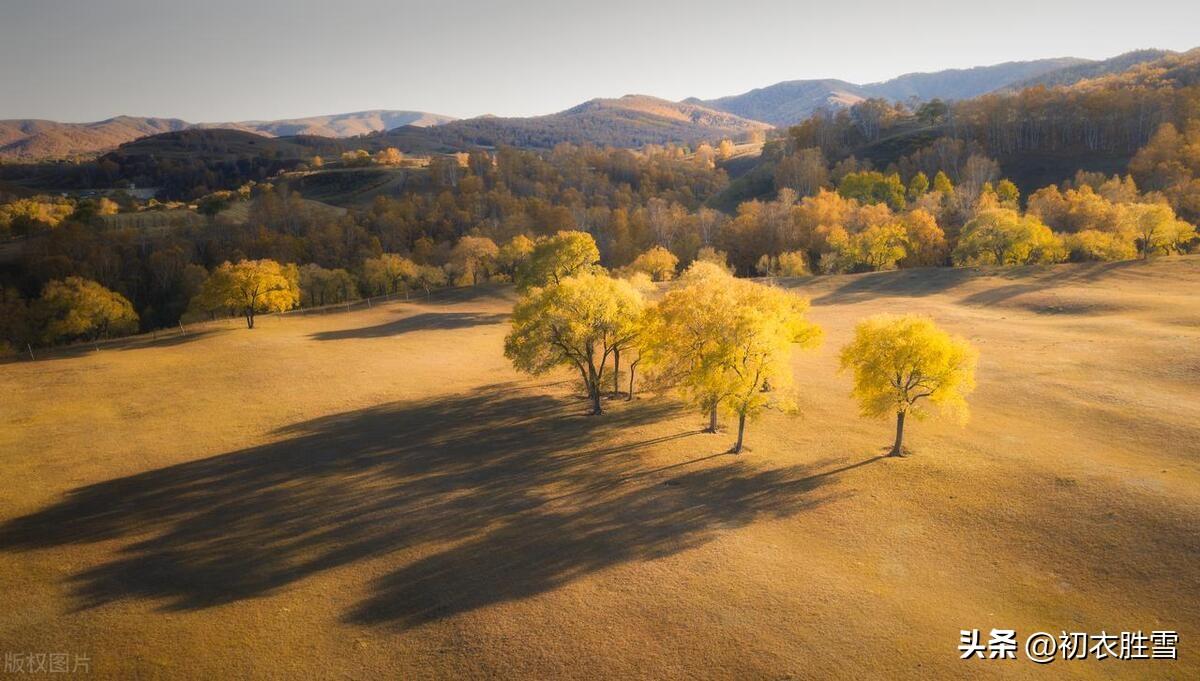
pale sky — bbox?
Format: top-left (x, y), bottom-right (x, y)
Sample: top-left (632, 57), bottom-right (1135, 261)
top-left (2, 0), bottom-right (1197, 123)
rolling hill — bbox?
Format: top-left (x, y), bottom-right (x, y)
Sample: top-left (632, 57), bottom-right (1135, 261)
top-left (695, 53), bottom-right (1174, 127)
top-left (0, 110), bottom-right (454, 160)
top-left (375, 95), bottom-right (773, 151)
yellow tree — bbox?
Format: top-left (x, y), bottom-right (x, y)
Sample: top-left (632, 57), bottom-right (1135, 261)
top-left (839, 315), bottom-right (977, 456)
top-left (449, 236), bottom-right (499, 286)
top-left (952, 208), bottom-right (1066, 266)
top-left (1127, 203), bottom-right (1195, 258)
top-left (362, 253), bottom-right (418, 295)
top-left (644, 262), bottom-right (821, 452)
top-left (628, 245), bottom-right (679, 281)
top-left (191, 259), bottom-right (299, 329)
top-left (514, 230), bottom-right (601, 291)
top-left (38, 277), bottom-right (139, 343)
top-left (505, 271), bottom-right (644, 415)
top-left (498, 234), bottom-right (536, 278)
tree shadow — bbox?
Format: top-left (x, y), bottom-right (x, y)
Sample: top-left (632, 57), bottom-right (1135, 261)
top-left (955, 260), bottom-right (1144, 309)
top-left (807, 267), bottom-right (979, 306)
top-left (310, 311), bottom-right (509, 341)
top-left (0, 384), bottom-right (858, 625)
top-left (2, 329), bottom-right (224, 365)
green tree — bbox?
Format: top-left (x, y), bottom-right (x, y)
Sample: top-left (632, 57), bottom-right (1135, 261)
top-left (839, 315), bottom-right (977, 456)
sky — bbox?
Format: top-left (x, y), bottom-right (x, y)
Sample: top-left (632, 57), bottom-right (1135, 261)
top-left (2, 0), bottom-right (1199, 123)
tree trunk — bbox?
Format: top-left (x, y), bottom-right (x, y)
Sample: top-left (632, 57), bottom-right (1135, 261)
top-left (732, 411), bottom-right (747, 453)
top-left (590, 384), bottom-right (603, 415)
top-left (627, 360), bottom-right (637, 401)
top-left (612, 348), bottom-right (621, 396)
top-left (246, 309), bottom-right (255, 329)
top-left (706, 406), bottom-right (719, 433)
top-left (890, 410), bottom-right (906, 456)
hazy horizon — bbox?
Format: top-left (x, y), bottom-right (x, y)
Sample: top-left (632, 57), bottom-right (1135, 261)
top-left (2, 0), bottom-right (1198, 123)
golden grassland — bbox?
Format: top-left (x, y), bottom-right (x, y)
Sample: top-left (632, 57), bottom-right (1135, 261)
top-left (1, 257), bottom-right (1198, 679)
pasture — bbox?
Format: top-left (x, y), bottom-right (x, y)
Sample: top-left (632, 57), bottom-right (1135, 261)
top-left (1, 258), bottom-right (1198, 679)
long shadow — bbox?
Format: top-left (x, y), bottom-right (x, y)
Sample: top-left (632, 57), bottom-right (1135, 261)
top-left (808, 267), bottom-right (980, 306)
top-left (310, 311), bottom-right (508, 341)
top-left (2, 329), bottom-right (224, 365)
top-left (0, 384), bottom-right (854, 625)
top-left (956, 259), bottom-right (1143, 309)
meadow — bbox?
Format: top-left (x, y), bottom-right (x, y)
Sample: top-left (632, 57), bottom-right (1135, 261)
top-left (1, 257), bottom-right (1198, 679)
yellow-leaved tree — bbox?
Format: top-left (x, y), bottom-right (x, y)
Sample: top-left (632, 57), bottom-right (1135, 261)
top-left (839, 315), bottom-right (978, 456)
top-left (448, 236), bottom-right (499, 286)
top-left (362, 253), bottom-right (418, 296)
top-left (505, 271), bottom-right (643, 415)
top-left (189, 259), bottom-right (299, 329)
top-left (627, 246), bottom-right (679, 281)
top-left (644, 262), bottom-right (821, 453)
top-left (38, 277), bottom-right (139, 344)
top-left (514, 230), bottom-right (601, 291)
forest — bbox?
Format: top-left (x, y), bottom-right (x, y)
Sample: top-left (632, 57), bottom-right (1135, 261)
top-left (1, 51), bottom-right (1199, 355)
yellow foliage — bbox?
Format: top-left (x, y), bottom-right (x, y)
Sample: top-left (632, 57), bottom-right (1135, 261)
top-left (38, 277), bottom-right (139, 343)
top-left (839, 314), bottom-right (977, 454)
top-left (628, 246), bottom-right (679, 281)
top-left (505, 271), bottom-right (644, 414)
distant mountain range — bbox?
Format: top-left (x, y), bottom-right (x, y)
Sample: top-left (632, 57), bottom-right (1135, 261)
top-left (0, 110), bottom-right (455, 160)
top-left (694, 51), bottom-right (1170, 126)
top-left (0, 48), bottom-right (1180, 160)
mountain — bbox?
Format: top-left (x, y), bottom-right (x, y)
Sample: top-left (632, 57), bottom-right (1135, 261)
top-left (690, 80), bottom-right (868, 128)
top-left (0, 110), bottom-right (454, 160)
top-left (1006, 49), bottom-right (1174, 90)
top-left (196, 110), bottom-right (456, 138)
top-left (0, 116), bottom-right (191, 159)
top-left (373, 95), bottom-right (772, 151)
top-left (861, 58), bottom-right (1087, 101)
top-left (696, 56), bottom-right (1141, 127)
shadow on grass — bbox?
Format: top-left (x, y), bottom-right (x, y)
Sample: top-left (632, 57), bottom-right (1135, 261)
top-left (310, 311), bottom-right (508, 341)
top-left (805, 260), bottom-right (1147, 307)
top-left (0, 383), bottom-right (863, 627)
top-left (2, 329), bottom-right (224, 365)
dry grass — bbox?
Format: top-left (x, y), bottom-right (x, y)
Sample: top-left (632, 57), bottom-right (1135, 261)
top-left (1, 257), bottom-right (1198, 679)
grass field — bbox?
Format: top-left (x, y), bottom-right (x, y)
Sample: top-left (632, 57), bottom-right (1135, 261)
top-left (2, 258), bottom-right (1198, 679)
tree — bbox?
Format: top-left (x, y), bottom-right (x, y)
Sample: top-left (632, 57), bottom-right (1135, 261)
top-left (627, 246), bottom-right (679, 281)
top-left (514, 230), bottom-right (601, 291)
top-left (839, 315), bottom-right (977, 456)
top-left (1127, 203), bottom-right (1195, 258)
top-left (449, 236), bottom-right (499, 286)
top-left (952, 209), bottom-right (1066, 266)
top-left (498, 234), bottom-right (535, 278)
top-left (375, 147), bottom-right (404, 166)
top-left (412, 265), bottom-right (448, 298)
top-left (932, 171), bottom-right (954, 195)
top-left (362, 253), bottom-right (418, 295)
top-left (907, 172), bottom-right (929, 200)
top-left (190, 259), bottom-right (299, 329)
top-left (38, 277), bottom-right (139, 344)
top-left (838, 171), bottom-right (907, 211)
top-left (756, 251), bottom-right (810, 277)
top-left (505, 271), bottom-right (644, 415)
top-left (644, 263), bottom-right (821, 452)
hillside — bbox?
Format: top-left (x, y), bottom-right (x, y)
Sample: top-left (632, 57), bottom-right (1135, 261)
top-left (378, 95), bottom-right (772, 151)
top-left (196, 109), bottom-right (456, 138)
top-left (2, 258), bottom-right (1198, 678)
top-left (0, 116), bottom-right (190, 159)
top-left (0, 110), bottom-right (454, 160)
top-left (697, 55), bottom-right (1152, 127)
top-left (694, 79), bottom-right (867, 127)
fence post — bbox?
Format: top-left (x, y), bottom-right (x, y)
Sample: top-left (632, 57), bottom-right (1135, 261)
top-left (179, 321), bottom-right (186, 335)
top-left (27, 343), bottom-right (35, 361)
